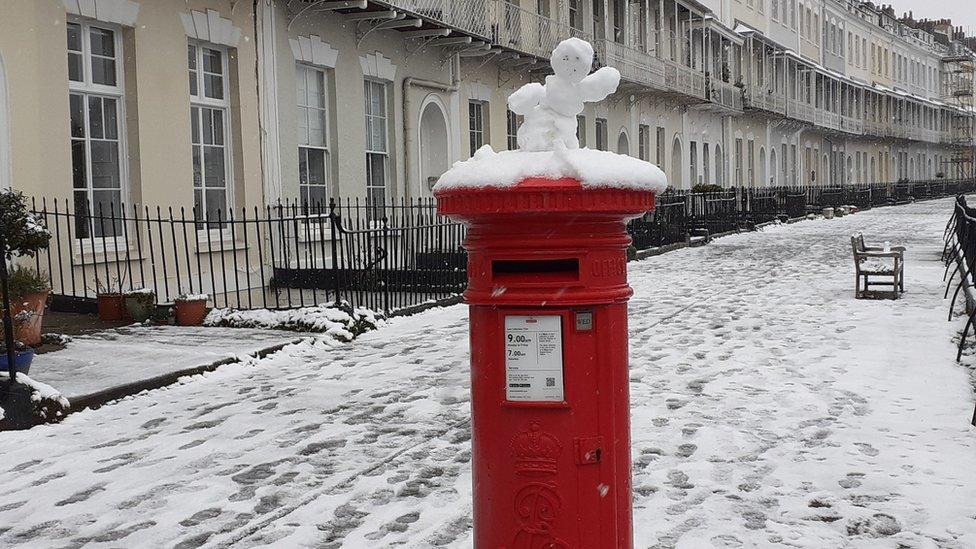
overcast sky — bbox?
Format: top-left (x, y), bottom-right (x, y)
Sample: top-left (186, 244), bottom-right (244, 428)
top-left (882, 0), bottom-right (976, 37)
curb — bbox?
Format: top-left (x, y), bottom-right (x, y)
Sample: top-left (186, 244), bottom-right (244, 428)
top-left (67, 338), bottom-right (305, 413)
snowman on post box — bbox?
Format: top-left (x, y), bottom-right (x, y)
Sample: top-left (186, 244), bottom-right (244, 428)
top-left (508, 37), bottom-right (620, 152)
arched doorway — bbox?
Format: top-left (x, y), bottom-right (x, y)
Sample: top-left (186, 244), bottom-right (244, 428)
top-left (870, 157), bottom-right (876, 182)
top-left (418, 98), bottom-right (450, 196)
top-left (714, 145), bottom-right (723, 187)
top-left (927, 157), bottom-right (933, 178)
top-left (909, 158), bottom-right (915, 181)
top-left (617, 130), bottom-right (630, 155)
top-left (769, 148), bottom-right (777, 186)
top-left (671, 137), bottom-right (683, 189)
top-left (846, 157), bottom-right (853, 184)
top-left (759, 147), bottom-right (767, 187)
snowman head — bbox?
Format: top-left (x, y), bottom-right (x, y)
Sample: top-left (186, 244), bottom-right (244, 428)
top-left (550, 37), bottom-right (594, 84)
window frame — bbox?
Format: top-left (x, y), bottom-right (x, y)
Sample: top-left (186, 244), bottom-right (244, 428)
top-left (67, 18), bottom-right (129, 245)
top-left (468, 99), bottom-right (488, 157)
top-left (595, 117), bottom-right (608, 151)
top-left (506, 107), bottom-right (522, 151)
top-left (296, 63), bottom-right (333, 210)
top-left (364, 78), bottom-right (391, 209)
top-left (188, 40), bottom-right (233, 231)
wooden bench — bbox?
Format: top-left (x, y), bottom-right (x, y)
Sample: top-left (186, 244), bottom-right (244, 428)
top-left (851, 233), bottom-right (905, 299)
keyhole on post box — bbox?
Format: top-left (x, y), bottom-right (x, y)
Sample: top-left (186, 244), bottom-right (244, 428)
top-left (588, 448), bottom-right (601, 462)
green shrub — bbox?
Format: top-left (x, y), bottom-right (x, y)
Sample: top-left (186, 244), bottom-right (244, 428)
top-left (0, 189), bottom-right (50, 259)
top-left (692, 183), bottom-right (726, 193)
top-left (3, 265), bottom-right (48, 300)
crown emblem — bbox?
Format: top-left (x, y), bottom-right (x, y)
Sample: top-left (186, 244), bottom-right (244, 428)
top-left (510, 422), bottom-right (562, 476)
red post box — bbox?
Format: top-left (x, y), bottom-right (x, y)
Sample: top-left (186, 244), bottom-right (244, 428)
top-left (436, 177), bottom-right (655, 548)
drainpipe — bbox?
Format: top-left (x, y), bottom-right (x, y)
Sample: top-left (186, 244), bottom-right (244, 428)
top-left (402, 54), bottom-right (460, 200)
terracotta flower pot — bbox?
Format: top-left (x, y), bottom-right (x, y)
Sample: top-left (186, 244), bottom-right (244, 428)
top-left (11, 290), bottom-right (49, 347)
top-left (174, 298), bottom-right (208, 326)
top-left (97, 293), bottom-right (126, 321)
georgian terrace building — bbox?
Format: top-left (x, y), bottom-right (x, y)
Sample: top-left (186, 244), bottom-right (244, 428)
top-left (1, 0), bottom-right (973, 208)
top-left (0, 0), bottom-right (972, 309)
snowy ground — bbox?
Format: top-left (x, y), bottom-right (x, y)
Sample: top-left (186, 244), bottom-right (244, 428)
top-left (31, 326), bottom-right (301, 401)
top-left (0, 197), bottom-right (975, 548)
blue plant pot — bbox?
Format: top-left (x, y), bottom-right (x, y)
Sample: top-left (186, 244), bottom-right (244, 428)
top-left (0, 349), bottom-right (34, 376)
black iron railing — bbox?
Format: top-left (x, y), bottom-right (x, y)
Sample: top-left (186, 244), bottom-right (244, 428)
top-left (28, 179), bottom-right (976, 315)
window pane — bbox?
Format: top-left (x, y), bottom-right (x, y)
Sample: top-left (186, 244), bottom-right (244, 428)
top-left (368, 117), bottom-right (386, 152)
top-left (204, 73), bottom-right (224, 100)
top-left (296, 66), bottom-right (307, 104)
top-left (67, 23), bottom-right (82, 51)
top-left (102, 98), bottom-right (118, 140)
top-left (71, 140), bottom-right (87, 190)
top-left (89, 27), bottom-right (115, 58)
top-left (90, 141), bottom-right (120, 189)
top-left (203, 48), bottom-right (222, 74)
top-left (91, 56), bottom-right (117, 87)
top-left (68, 52), bottom-right (84, 82)
top-left (305, 148), bottom-right (327, 186)
top-left (192, 145), bottom-right (202, 187)
top-left (202, 109), bottom-right (214, 145)
top-left (88, 96), bottom-right (104, 139)
top-left (188, 45), bottom-right (198, 96)
top-left (308, 108), bottom-right (325, 147)
top-left (203, 146), bottom-right (226, 188)
top-left (74, 190), bottom-right (92, 238)
top-left (193, 189), bottom-right (203, 217)
top-left (205, 188), bottom-right (227, 219)
top-left (306, 184), bottom-right (328, 207)
top-left (309, 71), bottom-right (325, 108)
top-left (91, 189), bottom-right (122, 237)
top-left (191, 107), bottom-right (200, 144)
top-left (369, 82), bottom-right (385, 116)
top-left (366, 153), bottom-right (386, 191)
top-left (297, 106), bottom-right (309, 145)
top-left (70, 94), bottom-right (85, 138)
top-left (211, 109), bottom-right (224, 146)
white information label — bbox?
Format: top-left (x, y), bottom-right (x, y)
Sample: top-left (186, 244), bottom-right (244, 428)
top-left (505, 315), bottom-right (564, 402)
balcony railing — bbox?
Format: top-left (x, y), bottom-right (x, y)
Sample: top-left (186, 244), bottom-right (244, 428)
top-left (788, 99), bottom-right (816, 125)
top-left (377, 0), bottom-right (495, 40)
top-left (377, 0), bottom-right (590, 60)
top-left (489, 0), bottom-right (591, 59)
top-left (840, 114), bottom-right (862, 134)
top-left (597, 39), bottom-right (665, 90)
top-left (708, 79), bottom-right (743, 111)
top-left (743, 87), bottom-right (786, 115)
top-left (664, 59), bottom-right (705, 100)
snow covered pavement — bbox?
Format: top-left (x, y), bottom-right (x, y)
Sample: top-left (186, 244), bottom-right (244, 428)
top-left (1, 197), bottom-right (975, 548)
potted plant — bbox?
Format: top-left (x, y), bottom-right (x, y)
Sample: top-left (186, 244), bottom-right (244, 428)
top-left (94, 274), bottom-right (129, 321)
top-left (1, 188), bottom-right (50, 381)
top-left (3, 266), bottom-right (49, 347)
top-left (123, 288), bottom-right (156, 323)
top-left (0, 340), bottom-right (33, 376)
top-left (174, 293), bottom-right (209, 326)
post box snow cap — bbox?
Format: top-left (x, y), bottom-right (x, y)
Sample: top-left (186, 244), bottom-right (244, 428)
top-left (432, 145), bottom-right (668, 194)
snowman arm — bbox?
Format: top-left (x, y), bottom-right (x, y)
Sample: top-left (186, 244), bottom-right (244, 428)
top-left (579, 67), bottom-right (621, 102)
top-left (508, 82), bottom-right (545, 115)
